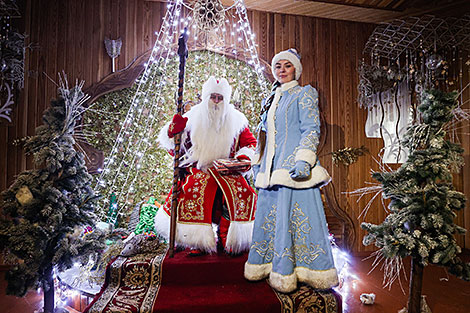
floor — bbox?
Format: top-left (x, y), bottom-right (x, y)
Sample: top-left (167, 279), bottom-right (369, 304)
top-left (0, 271), bottom-right (43, 313)
top-left (0, 252), bottom-right (469, 313)
top-left (341, 252), bottom-right (470, 313)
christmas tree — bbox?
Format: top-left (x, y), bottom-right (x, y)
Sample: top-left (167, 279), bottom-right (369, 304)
top-left (361, 89), bottom-right (470, 313)
top-left (0, 79), bottom-right (105, 313)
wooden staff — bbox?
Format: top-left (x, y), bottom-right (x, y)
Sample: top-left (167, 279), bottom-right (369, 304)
top-left (169, 28), bottom-right (189, 258)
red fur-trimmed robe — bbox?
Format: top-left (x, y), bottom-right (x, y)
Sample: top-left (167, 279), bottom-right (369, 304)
top-left (155, 124), bottom-right (257, 254)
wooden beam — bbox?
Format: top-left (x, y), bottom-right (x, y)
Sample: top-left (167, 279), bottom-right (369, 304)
top-left (299, 0), bottom-right (406, 11)
top-left (147, 0), bottom-right (405, 23)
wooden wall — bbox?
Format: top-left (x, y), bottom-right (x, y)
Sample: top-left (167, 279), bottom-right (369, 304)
top-left (1, 0), bottom-right (468, 253)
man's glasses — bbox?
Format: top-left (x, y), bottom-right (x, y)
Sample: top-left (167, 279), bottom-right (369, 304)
top-left (210, 94), bottom-right (224, 101)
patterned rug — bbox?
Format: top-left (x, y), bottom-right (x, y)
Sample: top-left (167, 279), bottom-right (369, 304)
top-left (85, 246), bottom-right (341, 313)
top-left (84, 244), bottom-right (168, 313)
top-left (274, 284), bottom-right (342, 313)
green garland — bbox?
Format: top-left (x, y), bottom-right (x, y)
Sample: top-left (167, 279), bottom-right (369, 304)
top-left (134, 197), bottom-right (160, 235)
top-left (84, 50), bottom-right (269, 227)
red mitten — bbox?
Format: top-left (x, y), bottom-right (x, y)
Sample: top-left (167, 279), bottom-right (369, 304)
top-left (236, 154), bottom-right (251, 172)
top-left (167, 114), bottom-right (188, 138)
top-left (236, 154), bottom-right (250, 161)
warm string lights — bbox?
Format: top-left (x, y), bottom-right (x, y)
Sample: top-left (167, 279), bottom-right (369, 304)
top-left (92, 0), bottom-right (270, 226)
top-left (33, 265), bottom-right (97, 312)
top-left (94, 2), bottom-right (182, 223)
top-left (234, 1), bottom-right (268, 92)
top-left (328, 234), bottom-right (357, 311)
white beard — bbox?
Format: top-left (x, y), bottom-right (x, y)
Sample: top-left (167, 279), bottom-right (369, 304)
top-left (207, 99), bottom-right (226, 132)
top-left (180, 99), bottom-right (246, 169)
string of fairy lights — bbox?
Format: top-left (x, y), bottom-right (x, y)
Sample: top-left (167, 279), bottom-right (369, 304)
top-left (93, 0), bottom-right (270, 225)
top-left (93, 2), bottom-right (180, 222)
top-left (93, 0), bottom-right (181, 219)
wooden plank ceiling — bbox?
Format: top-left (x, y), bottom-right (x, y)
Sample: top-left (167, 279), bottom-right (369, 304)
top-left (147, 0), bottom-right (470, 23)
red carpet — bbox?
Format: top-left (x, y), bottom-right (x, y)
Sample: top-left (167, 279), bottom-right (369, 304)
top-left (85, 245), bottom-right (342, 313)
top-left (153, 250), bottom-right (280, 313)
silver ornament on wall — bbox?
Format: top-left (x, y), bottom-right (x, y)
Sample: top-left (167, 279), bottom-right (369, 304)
top-left (0, 81), bottom-right (14, 122)
top-left (104, 37), bottom-right (122, 73)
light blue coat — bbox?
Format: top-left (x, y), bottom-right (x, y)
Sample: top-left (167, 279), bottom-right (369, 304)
top-left (245, 80), bottom-right (338, 292)
top-left (253, 80), bottom-right (330, 189)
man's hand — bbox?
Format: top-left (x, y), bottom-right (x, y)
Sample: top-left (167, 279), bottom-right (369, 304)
top-left (168, 114), bottom-right (188, 138)
top-left (289, 160), bottom-right (311, 179)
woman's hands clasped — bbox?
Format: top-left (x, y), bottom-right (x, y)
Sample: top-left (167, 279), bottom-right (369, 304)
top-left (289, 160), bottom-right (311, 179)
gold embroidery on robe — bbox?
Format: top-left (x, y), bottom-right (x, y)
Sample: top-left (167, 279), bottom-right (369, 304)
top-left (179, 171), bottom-right (209, 221)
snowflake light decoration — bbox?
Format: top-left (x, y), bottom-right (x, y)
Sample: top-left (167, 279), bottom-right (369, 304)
top-left (193, 0), bottom-right (225, 31)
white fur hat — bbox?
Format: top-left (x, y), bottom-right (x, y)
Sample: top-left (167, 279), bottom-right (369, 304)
top-left (201, 76), bottom-right (232, 105)
top-left (271, 48), bottom-right (302, 81)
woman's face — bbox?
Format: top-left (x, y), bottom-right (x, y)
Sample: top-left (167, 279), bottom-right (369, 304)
top-left (274, 60), bottom-right (295, 84)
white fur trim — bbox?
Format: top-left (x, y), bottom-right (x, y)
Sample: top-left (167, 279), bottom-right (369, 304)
top-left (252, 153), bottom-right (261, 165)
top-left (201, 76), bottom-right (232, 106)
top-left (271, 49), bottom-right (303, 81)
top-left (245, 264), bottom-right (338, 292)
top-left (157, 122), bottom-right (175, 151)
top-left (235, 146), bottom-right (255, 162)
top-left (280, 80), bottom-right (298, 91)
top-left (154, 207), bottom-right (170, 240)
top-left (254, 171), bottom-right (268, 188)
top-left (295, 149), bottom-right (317, 167)
top-left (255, 166), bottom-right (331, 189)
top-left (153, 207), bottom-right (217, 253)
top-left (269, 271), bottom-right (298, 293)
top-left (269, 267), bottom-right (338, 293)
top-left (256, 87), bottom-right (282, 186)
top-left (175, 222), bottom-right (217, 253)
top-left (296, 267), bottom-right (339, 289)
top-left (244, 262), bottom-right (272, 281)
top-left (225, 221), bottom-right (253, 254)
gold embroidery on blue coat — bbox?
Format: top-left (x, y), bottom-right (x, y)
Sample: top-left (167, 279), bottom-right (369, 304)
top-left (288, 86), bottom-right (302, 95)
top-left (281, 146), bottom-right (300, 168)
top-left (282, 244), bottom-right (326, 264)
top-left (299, 130), bottom-right (320, 151)
top-left (289, 203), bottom-right (311, 244)
top-left (300, 91), bottom-right (319, 119)
top-left (281, 203), bottom-right (326, 264)
top-left (251, 205), bottom-right (277, 262)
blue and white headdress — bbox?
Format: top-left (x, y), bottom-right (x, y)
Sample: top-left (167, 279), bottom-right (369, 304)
top-left (271, 48), bottom-right (303, 81)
